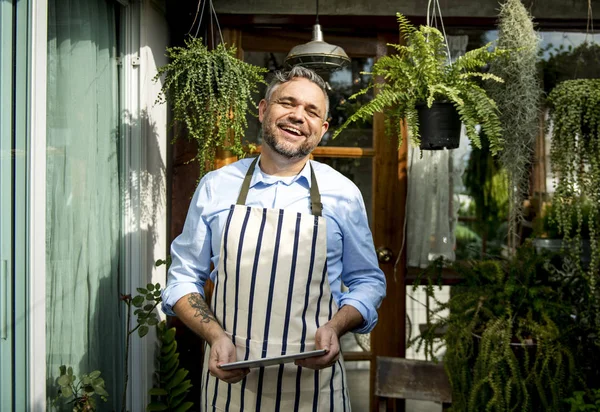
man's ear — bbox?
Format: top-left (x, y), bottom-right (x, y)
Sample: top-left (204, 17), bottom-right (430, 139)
top-left (258, 99), bottom-right (268, 123)
top-left (320, 120), bottom-right (329, 138)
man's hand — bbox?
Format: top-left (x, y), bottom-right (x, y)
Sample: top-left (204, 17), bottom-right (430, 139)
top-left (173, 293), bottom-right (249, 383)
top-left (208, 335), bottom-right (250, 384)
top-left (295, 324), bottom-right (340, 370)
top-left (295, 305), bottom-right (365, 370)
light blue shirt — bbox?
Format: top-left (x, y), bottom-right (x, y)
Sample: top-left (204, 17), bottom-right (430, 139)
top-left (162, 157), bottom-right (386, 333)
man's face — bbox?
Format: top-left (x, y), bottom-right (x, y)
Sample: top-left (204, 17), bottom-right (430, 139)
top-left (259, 77), bottom-right (329, 159)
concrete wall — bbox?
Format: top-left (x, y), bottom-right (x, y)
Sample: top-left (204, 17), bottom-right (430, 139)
top-left (214, 0), bottom-right (598, 20)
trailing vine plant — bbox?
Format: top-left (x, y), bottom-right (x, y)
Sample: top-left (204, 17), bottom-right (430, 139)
top-left (155, 37), bottom-right (267, 177)
top-left (547, 79), bottom-right (600, 279)
top-left (333, 13), bottom-right (508, 155)
top-left (487, 0), bottom-right (542, 253)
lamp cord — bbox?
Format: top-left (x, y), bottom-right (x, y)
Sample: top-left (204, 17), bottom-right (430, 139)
top-left (316, 0), bottom-right (319, 24)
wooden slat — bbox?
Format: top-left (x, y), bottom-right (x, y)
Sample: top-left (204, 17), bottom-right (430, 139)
top-left (375, 357), bottom-right (452, 404)
top-left (342, 351), bottom-right (372, 361)
top-left (312, 146), bottom-right (375, 158)
top-left (369, 32), bottom-right (408, 412)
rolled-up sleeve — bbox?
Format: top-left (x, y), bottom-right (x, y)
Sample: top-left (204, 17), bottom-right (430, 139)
top-left (337, 188), bottom-right (386, 334)
top-left (161, 175), bottom-right (214, 316)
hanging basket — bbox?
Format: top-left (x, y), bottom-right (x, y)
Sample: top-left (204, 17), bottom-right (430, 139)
top-left (416, 101), bottom-right (462, 150)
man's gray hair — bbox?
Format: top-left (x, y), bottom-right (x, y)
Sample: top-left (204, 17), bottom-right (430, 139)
top-left (264, 66), bottom-right (330, 118)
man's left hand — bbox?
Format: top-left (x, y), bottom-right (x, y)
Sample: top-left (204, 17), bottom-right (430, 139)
top-left (295, 325), bottom-right (340, 370)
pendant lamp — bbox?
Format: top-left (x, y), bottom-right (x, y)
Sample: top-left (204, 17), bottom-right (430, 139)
top-left (284, 0), bottom-right (350, 72)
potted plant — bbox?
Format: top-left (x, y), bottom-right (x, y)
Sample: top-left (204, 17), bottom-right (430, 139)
top-left (547, 78), bottom-right (600, 276)
top-left (412, 244), bottom-right (579, 411)
top-left (155, 37), bottom-right (267, 177)
top-left (332, 13), bottom-right (507, 154)
top-left (540, 42), bottom-right (600, 95)
top-left (486, 0), bottom-right (542, 253)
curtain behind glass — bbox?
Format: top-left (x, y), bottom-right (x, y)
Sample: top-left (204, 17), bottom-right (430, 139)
top-left (46, 0), bottom-right (122, 409)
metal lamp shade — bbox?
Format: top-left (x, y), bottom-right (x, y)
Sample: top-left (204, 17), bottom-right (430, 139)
top-left (285, 24), bottom-right (350, 72)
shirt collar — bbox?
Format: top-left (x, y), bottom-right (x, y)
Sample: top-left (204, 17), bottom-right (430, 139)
top-left (249, 155), bottom-right (312, 189)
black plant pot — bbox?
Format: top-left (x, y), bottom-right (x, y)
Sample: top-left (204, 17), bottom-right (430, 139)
top-left (416, 102), bottom-right (462, 150)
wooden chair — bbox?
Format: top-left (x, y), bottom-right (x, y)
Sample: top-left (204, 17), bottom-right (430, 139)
top-left (375, 356), bottom-right (452, 411)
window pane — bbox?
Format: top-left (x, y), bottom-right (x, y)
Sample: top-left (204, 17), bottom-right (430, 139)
top-left (46, 1), bottom-right (123, 409)
top-left (313, 157), bottom-right (373, 225)
top-left (320, 57), bottom-right (374, 148)
top-left (344, 360), bottom-right (371, 411)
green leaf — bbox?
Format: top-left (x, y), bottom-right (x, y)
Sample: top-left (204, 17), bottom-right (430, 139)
top-left (138, 325), bottom-right (150, 338)
top-left (81, 376), bottom-right (91, 385)
top-left (165, 369), bottom-right (189, 391)
top-left (164, 328), bottom-right (176, 342)
top-left (148, 387), bottom-right (168, 396)
top-left (57, 374), bottom-right (70, 387)
top-left (148, 317), bottom-right (159, 326)
top-left (83, 384), bottom-right (95, 393)
top-left (147, 283), bottom-right (155, 291)
top-left (146, 401), bottom-right (168, 411)
top-left (137, 287), bottom-right (148, 294)
top-left (174, 402), bottom-right (194, 412)
top-left (154, 290), bottom-right (162, 297)
top-left (169, 392), bottom-right (188, 408)
top-left (161, 340), bottom-right (176, 355)
top-left (61, 385), bottom-right (73, 398)
top-left (67, 366), bottom-right (73, 376)
top-left (132, 295), bottom-right (145, 307)
top-left (88, 370), bottom-right (101, 380)
top-left (94, 386), bottom-right (109, 397)
top-left (169, 380), bottom-right (192, 400)
top-left (155, 282), bottom-right (161, 290)
top-left (146, 293), bottom-right (155, 301)
top-left (59, 365), bottom-right (66, 376)
top-left (163, 359), bottom-right (180, 381)
top-left (144, 304), bottom-right (154, 311)
top-left (162, 353), bottom-right (179, 373)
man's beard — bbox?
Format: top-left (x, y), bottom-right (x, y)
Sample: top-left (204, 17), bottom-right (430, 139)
top-left (261, 125), bottom-right (318, 159)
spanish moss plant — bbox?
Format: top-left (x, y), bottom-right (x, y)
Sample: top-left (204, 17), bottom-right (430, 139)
top-left (155, 37), bottom-right (267, 177)
top-left (487, 0), bottom-right (542, 253)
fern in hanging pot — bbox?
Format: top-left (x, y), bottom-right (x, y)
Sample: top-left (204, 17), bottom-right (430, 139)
top-left (155, 37), bottom-right (268, 177)
top-left (333, 13), bottom-right (508, 155)
top-left (547, 78), bottom-right (600, 277)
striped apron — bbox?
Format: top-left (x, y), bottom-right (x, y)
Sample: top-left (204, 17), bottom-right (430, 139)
top-left (201, 157), bottom-right (351, 411)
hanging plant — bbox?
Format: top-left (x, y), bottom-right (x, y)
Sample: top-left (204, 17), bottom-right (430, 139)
top-left (547, 78), bottom-right (600, 277)
top-left (155, 37), bottom-right (268, 177)
top-left (333, 13), bottom-right (508, 155)
top-left (486, 0), bottom-right (542, 252)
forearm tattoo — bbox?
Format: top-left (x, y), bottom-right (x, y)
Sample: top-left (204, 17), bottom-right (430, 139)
top-left (188, 293), bottom-right (217, 324)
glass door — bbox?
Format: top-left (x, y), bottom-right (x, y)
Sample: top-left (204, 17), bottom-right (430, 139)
top-left (45, 0), bottom-right (124, 409)
top-left (1, 0), bottom-right (28, 410)
top-left (0, 2), bottom-right (14, 407)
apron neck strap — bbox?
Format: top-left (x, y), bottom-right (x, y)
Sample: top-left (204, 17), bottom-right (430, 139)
top-left (236, 157), bottom-right (323, 217)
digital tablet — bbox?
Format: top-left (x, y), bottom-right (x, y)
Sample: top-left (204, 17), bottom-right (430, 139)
top-left (218, 349), bottom-right (328, 371)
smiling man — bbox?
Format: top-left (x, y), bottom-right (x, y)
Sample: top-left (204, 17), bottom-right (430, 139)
top-left (162, 66), bottom-right (386, 411)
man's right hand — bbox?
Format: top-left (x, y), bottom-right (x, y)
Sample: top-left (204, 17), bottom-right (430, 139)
top-left (173, 293), bottom-right (250, 383)
top-left (208, 335), bottom-right (250, 384)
